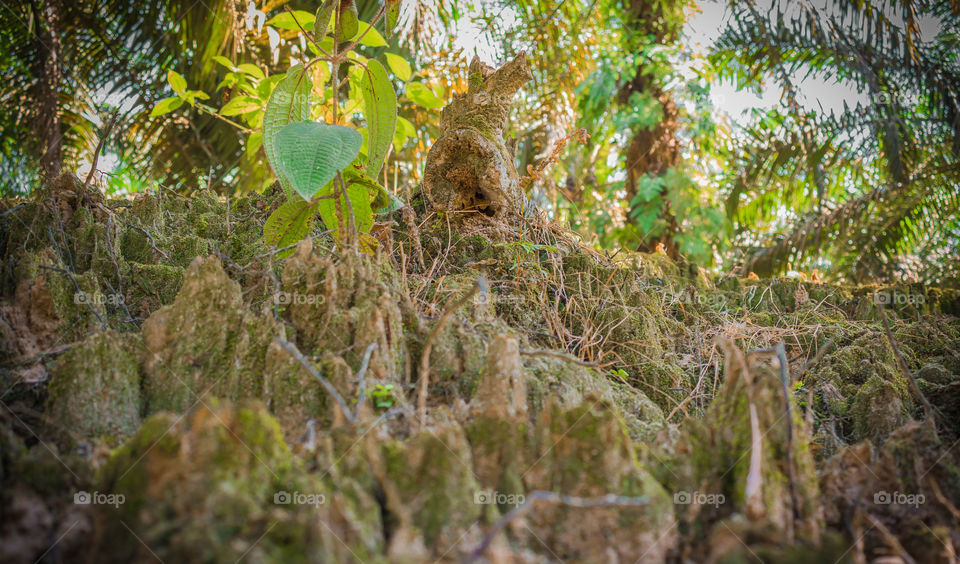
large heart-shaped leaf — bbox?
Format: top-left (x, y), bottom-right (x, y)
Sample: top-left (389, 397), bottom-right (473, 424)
top-left (360, 59), bottom-right (397, 179)
top-left (275, 121), bottom-right (363, 201)
top-left (263, 66), bottom-right (311, 199)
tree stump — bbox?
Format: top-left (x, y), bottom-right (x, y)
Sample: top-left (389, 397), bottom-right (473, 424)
top-left (422, 54), bottom-right (532, 224)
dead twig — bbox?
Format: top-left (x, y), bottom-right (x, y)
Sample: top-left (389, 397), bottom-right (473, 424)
top-left (83, 112), bottom-right (119, 190)
top-left (123, 223), bottom-right (170, 260)
top-left (38, 265), bottom-right (105, 327)
top-left (355, 343), bottom-right (378, 420)
top-left (862, 512), bottom-right (917, 564)
top-left (276, 337), bottom-right (356, 425)
top-left (877, 303), bottom-right (934, 421)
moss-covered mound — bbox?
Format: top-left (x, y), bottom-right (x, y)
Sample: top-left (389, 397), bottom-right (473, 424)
top-left (1, 176), bottom-right (959, 563)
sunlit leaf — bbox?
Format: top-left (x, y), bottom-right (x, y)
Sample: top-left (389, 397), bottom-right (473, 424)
top-left (393, 115), bottom-right (416, 150)
top-left (237, 63), bottom-right (265, 80)
top-left (266, 10), bottom-right (314, 31)
top-left (386, 0), bottom-right (401, 37)
top-left (221, 96), bottom-right (261, 116)
top-left (350, 22), bottom-right (387, 47)
top-left (384, 53), bottom-right (411, 81)
top-left (167, 70), bottom-right (187, 94)
top-left (212, 56), bottom-right (235, 70)
top-left (149, 96), bottom-right (183, 117)
top-left (263, 199), bottom-right (317, 256)
top-left (314, 0), bottom-right (336, 40)
top-left (337, 2), bottom-right (359, 40)
top-left (406, 82), bottom-right (444, 109)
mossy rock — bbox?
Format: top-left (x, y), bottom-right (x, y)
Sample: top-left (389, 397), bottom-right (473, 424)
top-left (281, 239), bottom-right (407, 388)
top-left (378, 425), bottom-right (482, 553)
top-left (850, 375), bottom-right (909, 444)
top-left (465, 415), bottom-right (528, 513)
top-left (809, 332), bottom-right (916, 445)
top-left (522, 355), bottom-right (665, 440)
top-left (658, 343), bottom-right (823, 555)
top-left (167, 233), bottom-right (211, 267)
top-left (47, 330), bottom-right (143, 445)
top-left (141, 256), bottom-right (277, 413)
top-left (125, 262), bottom-right (184, 316)
top-left (140, 255), bottom-right (327, 434)
top-left (521, 396), bottom-right (677, 562)
top-left (95, 400), bottom-right (376, 563)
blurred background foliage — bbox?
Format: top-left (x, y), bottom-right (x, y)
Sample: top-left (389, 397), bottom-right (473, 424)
top-left (1, 0), bottom-right (958, 283)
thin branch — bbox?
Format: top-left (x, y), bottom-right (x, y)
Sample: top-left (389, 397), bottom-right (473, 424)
top-left (877, 302), bottom-right (934, 420)
top-left (83, 111), bottom-right (118, 190)
top-left (276, 337), bottom-right (356, 425)
top-left (355, 342), bottom-right (377, 420)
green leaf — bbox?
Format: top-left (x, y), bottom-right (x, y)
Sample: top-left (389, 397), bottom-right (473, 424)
top-left (350, 22), bottom-right (387, 47)
top-left (337, 2), bottom-right (359, 40)
top-left (262, 199), bottom-right (318, 256)
top-left (266, 10), bottom-right (314, 31)
top-left (342, 165), bottom-right (391, 212)
top-left (246, 131), bottom-right (263, 159)
top-left (386, 0), bottom-right (401, 36)
top-left (167, 70), bottom-right (187, 95)
top-left (393, 115), bottom-right (416, 150)
top-left (360, 60), bottom-right (397, 179)
top-left (237, 63), bottom-right (265, 80)
top-left (216, 73), bottom-right (237, 91)
top-left (384, 53), bottom-right (411, 81)
top-left (314, 0), bottom-right (336, 40)
top-left (212, 56), bottom-right (235, 70)
top-left (221, 95), bottom-right (261, 116)
top-left (256, 74), bottom-right (284, 101)
top-left (149, 96), bottom-right (184, 117)
top-left (274, 121), bottom-right (363, 201)
top-left (635, 175), bottom-right (665, 203)
top-left (263, 66), bottom-right (312, 199)
top-left (406, 82), bottom-right (444, 109)
top-left (316, 175), bottom-right (374, 239)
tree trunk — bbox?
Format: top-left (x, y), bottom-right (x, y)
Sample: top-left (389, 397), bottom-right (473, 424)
top-left (620, 0), bottom-right (684, 258)
top-left (37, 0), bottom-right (64, 180)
